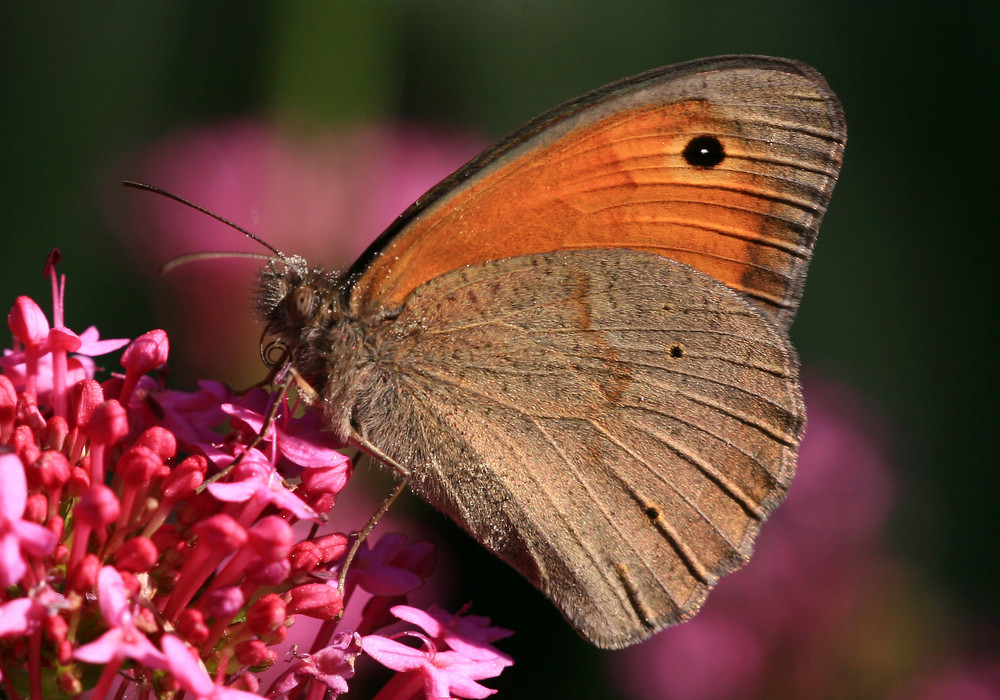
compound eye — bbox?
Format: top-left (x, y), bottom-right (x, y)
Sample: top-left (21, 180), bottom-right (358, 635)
top-left (289, 286), bottom-right (314, 321)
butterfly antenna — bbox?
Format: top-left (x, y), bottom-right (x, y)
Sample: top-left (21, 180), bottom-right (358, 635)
top-left (122, 180), bottom-right (288, 259)
top-left (159, 251), bottom-right (275, 276)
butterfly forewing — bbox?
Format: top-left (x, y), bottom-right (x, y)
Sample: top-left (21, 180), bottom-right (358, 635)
top-left (345, 250), bottom-right (803, 647)
top-left (346, 55), bottom-right (845, 332)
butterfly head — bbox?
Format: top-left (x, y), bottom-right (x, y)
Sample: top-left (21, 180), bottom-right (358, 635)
top-left (255, 256), bottom-right (345, 373)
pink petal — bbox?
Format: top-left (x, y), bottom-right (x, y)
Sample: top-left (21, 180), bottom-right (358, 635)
top-left (97, 566), bottom-right (129, 624)
top-left (264, 482), bottom-right (319, 520)
top-left (424, 668), bottom-right (458, 700)
top-left (440, 671), bottom-right (498, 699)
top-left (221, 403), bottom-right (267, 432)
top-left (0, 453), bottom-right (27, 518)
top-left (358, 566), bottom-right (424, 597)
top-left (222, 402), bottom-right (347, 468)
top-left (390, 606), bottom-right (443, 638)
top-left (73, 628), bottom-right (127, 663)
top-left (273, 428), bottom-right (347, 468)
top-left (0, 598), bottom-right (35, 636)
top-left (206, 480), bottom-right (260, 502)
top-left (12, 519), bottom-right (57, 558)
top-left (119, 633), bottom-right (168, 668)
top-left (76, 326), bottom-right (131, 356)
top-left (361, 635), bottom-right (426, 673)
top-left (0, 533), bottom-right (28, 587)
top-left (160, 635), bottom-right (214, 695)
top-left (45, 327), bottom-right (81, 353)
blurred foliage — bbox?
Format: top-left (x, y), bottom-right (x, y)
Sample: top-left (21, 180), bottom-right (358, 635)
top-left (2, 2), bottom-right (998, 698)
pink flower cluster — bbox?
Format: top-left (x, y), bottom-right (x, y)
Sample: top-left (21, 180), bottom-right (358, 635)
top-left (0, 253), bottom-right (512, 699)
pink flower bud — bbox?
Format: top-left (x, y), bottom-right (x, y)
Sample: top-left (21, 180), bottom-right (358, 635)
top-left (0, 374), bottom-right (16, 438)
top-left (202, 586), bottom-right (244, 620)
top-left (13, 424), bottom-right (41, 465)
top-left (151, 523), bottom-right (179, 551)
top-left (176, 608), bottom-right (210, 646)
top-left (57, 669), bottom-right (81, 695)
top-left (67, 553), bottom-right (100, 593)
top-left (44, 415), bottom-right (69, 452)
top-left (57, 640), bottom-right (74, 666)
top-left (289, 541), bottom-right (321, 572)
top-left (266, 623), bottom-right (288, 644)
top-left (35, 450), bottom-right (70, 490)
top-left (246, 594), bottom-right (287, 638)
top-left (116, 445), bottom-right (163, 485)
top-left (16, 394), bottom-right (46, 431)
top-left (163, 455), bottom-right (206, 501)
top-left (286, 583), bottom-right (343, 620)
top-left (248, 516), bottom-right (294, 562)
top-left (44, 612), bottom-right (68, 645)
top-left (161, 550), bottom-right (186, 577)
top-left (67, 465), bottom-right (90, 496)
top-left (24, 493), bottom-right (47, 523)
top-left (234, 639), bottom-right (276, 668)
top-left (83, 400), bottom-right (129, 446)
top-left (75, 484), bottom-right (121, 528)
top-left (115, 537), bottom-right (158, 572)
top-left (315, 533), bottom-right (350, 562)
top-left (247, 558), bottom-right (291, 586)
top-left (46, 515), bottom-right (65, 541)
top-left (8, 295), bottom-right (50, 346)
top-left (135, 426), bottom-right (177, 461)
top-left (71, 379), bottom-right (104, 427)
top-left (121, 329), bottom-right (169, 375)
top-left (53, 543), bottom-right (70, 565)
top-left (192, 513), bottom-right (248, 550)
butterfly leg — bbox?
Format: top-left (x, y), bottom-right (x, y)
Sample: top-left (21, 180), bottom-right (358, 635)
top-left (336, 434), bottom-right (412, 598)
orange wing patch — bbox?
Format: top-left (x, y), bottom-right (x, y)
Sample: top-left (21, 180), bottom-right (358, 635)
top-left (349, 64), bottom-right (844, 331)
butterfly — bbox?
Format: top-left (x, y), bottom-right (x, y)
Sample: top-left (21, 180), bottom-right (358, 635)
top-left (249, 54), bottom-right (845, 648)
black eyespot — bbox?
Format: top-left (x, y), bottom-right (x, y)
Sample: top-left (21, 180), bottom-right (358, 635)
top-left (669, 343), bottom-right (685, 359)
top-left (683, 135), bottom-right (725, 168)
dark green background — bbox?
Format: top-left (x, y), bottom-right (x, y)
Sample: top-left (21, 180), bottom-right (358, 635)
top-left (3, 3), bottom-right (997, 698)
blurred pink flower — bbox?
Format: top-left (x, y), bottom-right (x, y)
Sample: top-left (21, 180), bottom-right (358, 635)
top-left (111, 122), bottom-right (484, 384)
top-left (891, 659), bottom-right (1000, 700)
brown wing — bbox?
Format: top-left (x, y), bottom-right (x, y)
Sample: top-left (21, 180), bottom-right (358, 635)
top-left (348, 249), bottom-right (804, 648)
top-left (346, 55), bottom-right (845, 332)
